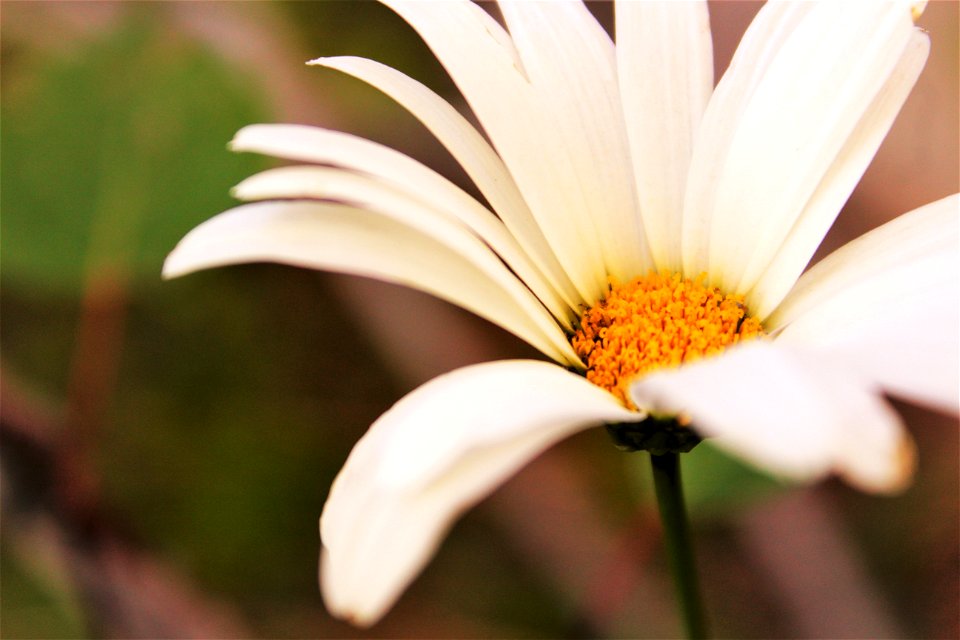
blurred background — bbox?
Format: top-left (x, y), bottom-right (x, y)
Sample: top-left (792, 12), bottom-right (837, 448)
top-left (1, 2), bottom-right (957, 638)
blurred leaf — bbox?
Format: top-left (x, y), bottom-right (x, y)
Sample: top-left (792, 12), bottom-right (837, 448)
top-left (97, 267), bottom-right (400, 620)
top-left (625, 441), bottom-right (785, 518)
top-left (681, 442), bottom-right (785, 515)
top-left (0, 12), bottom-right (268, 296)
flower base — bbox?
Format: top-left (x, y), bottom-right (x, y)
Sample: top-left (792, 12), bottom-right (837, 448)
top-left (606, 416), bottom-right (702, 455)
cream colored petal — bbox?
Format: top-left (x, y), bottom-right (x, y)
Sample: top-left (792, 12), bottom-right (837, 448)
top-left (682, 1), bottom-right (815, 278)
top-left (308, 56), bottom-right (583, 310)
top-left (715, 2), bottom-right (914, 294)
top-left (748, 31), bottom-right (930, 319)
top-left (684, 2), bottom-right (915, 295)
top-left (798, 284), bottom-right (959, 416)
top-left (231, 124), bottom-right (578, 316)
top-left (822, 364), bottom-right (916, 494)
top-left (771, 195), bottom-right (960, 413)
top-left (629, 341), bottom-right (913, 492)
top-left (500, 0), bottom-right (652, 283)
top-left (163, 201), bottom-right (580, 366)
top-left (320, 360), bottom-right (641, 626)
top-left (233, 166), bottom-right (574, 330)
top-left (383, 0), bottom-right (609, 302)
top-left (768, 195), bottom-right (958, 329)
top-left (616, 0), bottom-right (712, 272)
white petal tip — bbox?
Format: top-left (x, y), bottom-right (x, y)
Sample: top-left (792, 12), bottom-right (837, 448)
top-left (228, 125), bottom-right (264, 152)
top-left (160, 260), bottom-right (180, 280)
top-left (306, 57), bottom-right (327, 66)
top-left (329, 607), bottom-right (380, 629)
top-left (161, 252), bottom-right (190, 280)
top-left (847, 435), bottom-right (917, 496)
top-left (229, 179), bottom-right (261, 201)
top-left (320, 550), bottom-right (389, 628)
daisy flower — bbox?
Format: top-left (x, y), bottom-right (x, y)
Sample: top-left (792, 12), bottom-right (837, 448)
top-left (164, 0), bottom-right (959, 627)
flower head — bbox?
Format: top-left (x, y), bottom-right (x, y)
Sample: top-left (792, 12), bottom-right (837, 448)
top-left (164, 0), bottom-right (958, 626)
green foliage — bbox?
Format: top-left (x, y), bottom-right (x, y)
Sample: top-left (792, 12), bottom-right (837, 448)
top-left (99, 268), bottom-right (397, 610)
top-left (681, 441), bottom-right (785, 515)
top-left (1, 15), bottom-right (268, 296)
top-left (625, 440), bottom-right (785, 519)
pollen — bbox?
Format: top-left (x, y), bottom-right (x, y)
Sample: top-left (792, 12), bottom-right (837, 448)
top-left (571, 271), bottom-right (764, 407)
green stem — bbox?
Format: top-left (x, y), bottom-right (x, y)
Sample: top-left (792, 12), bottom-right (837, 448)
top-left (650, 451), bottom-right (708, 639)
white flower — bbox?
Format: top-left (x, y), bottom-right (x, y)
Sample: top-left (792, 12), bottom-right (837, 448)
top-left (164, 0), bottom-right (958, 626)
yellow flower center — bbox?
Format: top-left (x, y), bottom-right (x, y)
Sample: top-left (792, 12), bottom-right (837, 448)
top-left (571, 271), bottom-right (764, 407)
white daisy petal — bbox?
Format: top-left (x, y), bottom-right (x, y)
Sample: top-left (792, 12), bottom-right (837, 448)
top-left (815, 285), bottom-right (960, 415)
top-left (320, 360), bottom-right (641, 626)
top-left (747, 30), bottom-right (930, 319)
top-left (824, 366), bottom-right (916, 494)
top-left (163, 201), bottom-right (581, 366)
top-left (500, 0), bottom-right (652, 283)
top-left (233, 165), bottom-right (575, 330)
top-left (616, 0), bottom-right (712, 272)
top-left (629, 341), bottom-right (914, 492)
top-left (308, 55), bottom-right (583, 310)
top-left (383, 0), bottom-right (610, 302)
top-left (231, 124), bottom-right (578, 318)
top-left (768, 195), bottom-right (959, 330)
top-left (684, 2), bottom-right (915, 294)
top-left (771, 195), bottom-right (960, 413)
top-left (682, 1), bottom-right (815, 278)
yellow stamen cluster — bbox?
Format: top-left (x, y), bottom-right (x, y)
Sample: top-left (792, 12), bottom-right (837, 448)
top-left (571, 271), bottom-right (764, 407)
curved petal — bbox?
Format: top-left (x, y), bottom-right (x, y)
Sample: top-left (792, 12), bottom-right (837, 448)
top-left (383, 0), bottom-right (610, 302)
top-left (163, 201), bottom-right (581, 366)
top-left (771, 195), bottom-right (960, 414)
top-left (233, 165), bottom-right (574, 330)
top-left (768, 195), bottom-right (959, 329)
top-left (616, 0), bottom-right (712, 272)
top-left (308, 55), bottom-right (583, 310)
top-left (683, 2), bottom-right (915, 295)
top-left (682, 1), bottom-right (815, 278)
top-left (500, 0), bottom-right (652, 283)
top-left (813, 286), bottom-right (959, 415)
top-left (629, 341), bottom-right (914, 492)
top-left (747, 30), bottom-right (930, 318)
top-left (320, 360), bottom-right (641, 626)
top-left (231, 124), bottom-right (578, 313)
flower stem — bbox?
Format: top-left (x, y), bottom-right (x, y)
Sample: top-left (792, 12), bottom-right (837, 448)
top-left (650, 451), bottom-right (708, 639)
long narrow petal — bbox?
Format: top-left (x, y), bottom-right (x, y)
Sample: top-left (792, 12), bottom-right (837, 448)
top-left (616, 0), bottom-right (712, 272)
top-left (717, 2), bottom-right (914, 293)
top-left (308, 56), bottom-right (583, 310)
top-left (230, 124), bottom-right (578, 319)
top-left (233, 166), bottom-right (575, 330)
top-left (320, 360), bottom-right (641, 626)
top-left (500, 0), bottom-right (652, 283)
top-left (163, 201), bottom-right (581, 366)
top-left (682, 1), bottom-right (815, 278)
top-left (747, 31), bottom-right (930, 318)
top-left (383, 0), bottom-right (610, 302)
top-left (629, 341), bottom-right (914, 493)
top-left (770, 195), bottom-right (960, 413)
top-left (768, 195), bottom-right (959, 330)
top-left (798, 281), bottom-right (960, 415)
top-left (684, 2), bottom-right (915, 295)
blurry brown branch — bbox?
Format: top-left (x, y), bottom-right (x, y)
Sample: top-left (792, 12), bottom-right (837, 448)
top-left (2, 322), bottom-right (250, 638)
top-left (58, 269), bottom-right (128, 532)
